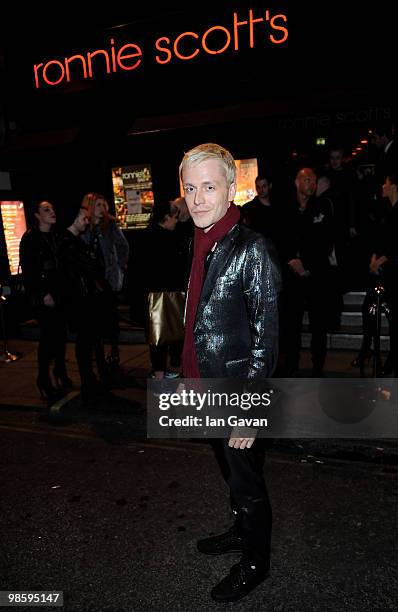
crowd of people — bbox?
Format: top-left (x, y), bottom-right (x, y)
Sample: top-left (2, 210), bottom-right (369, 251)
top-left (19, 193), bottom-right (129, 404)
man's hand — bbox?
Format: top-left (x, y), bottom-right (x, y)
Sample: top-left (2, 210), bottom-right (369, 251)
top-left (288, 258), bottom-right (307, 277)
top-left (228, 436), bottom-right (255, 450)
top-left (370, 254), bottom-right (388, 274)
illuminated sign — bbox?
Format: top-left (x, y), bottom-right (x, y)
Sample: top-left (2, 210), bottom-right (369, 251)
top-left (33, 8), bottom-right (288, 88)
top-left (0, 201), bottom-right (27, 275)
top-left (112, 165), bottom-right (154, 230)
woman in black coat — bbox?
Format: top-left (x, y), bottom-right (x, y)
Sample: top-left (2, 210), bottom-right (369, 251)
top-left (144, 202), bottom-right (188, 379)
top-left (19, 201), bottom-right (71, 401)
top-left (58, 202), bottom-right (111, 402)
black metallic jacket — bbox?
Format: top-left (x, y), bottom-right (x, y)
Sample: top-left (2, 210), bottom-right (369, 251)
top-left (193, 223), bottom-right (280, 379)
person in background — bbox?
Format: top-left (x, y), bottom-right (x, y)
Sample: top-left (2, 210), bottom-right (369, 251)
top-left (370, 122), bottom-right (398, 188)
top-left (369, 171), bottom-right (398, 376)
top-left (180, 143), bottom-right (280, 603)
top-left (241, 174), bottom-right (278, 243)
top-left (58, 202), bottom-right (108, 403)
top-left (145, 201), bottom-right (186, 379)
top-left (170, 195), bottom-right (194, 254)
top-left (278, 167), bottom-right (335, 376)
top-left (19, 200), bottom-right (71, 403)
top-left (326, 146), bottom-right (359, 289)
top-left (81, 193), bottom-right (129, 370)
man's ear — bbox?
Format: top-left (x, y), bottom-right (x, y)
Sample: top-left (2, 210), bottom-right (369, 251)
top-left (228, 181), bottom-right (237, 202)
top-left (34, 212), bottom-right (40, 222)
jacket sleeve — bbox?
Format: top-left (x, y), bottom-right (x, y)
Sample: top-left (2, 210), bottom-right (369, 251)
top-left (242, 235), bottom-right (281, 380)
top-left (112, 223), bottom-right (129, 269)
top-left (19, 232), bottom-right (43, 304)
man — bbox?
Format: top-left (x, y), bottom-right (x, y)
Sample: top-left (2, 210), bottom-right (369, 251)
top-left (327, 146), bottom-right (357, 239)
top-left (241, 173), bottom-right (280, 245)
top-left (278, 167), bottom-right (335, 376)
top-left (180, 143), bottom-right (280, 602)
top-left (370, 122), bottom-right (398, 184)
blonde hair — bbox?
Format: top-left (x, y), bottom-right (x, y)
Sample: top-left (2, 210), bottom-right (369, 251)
top-left (179, 143), bottom-right (237, 186)
top-left (81, 192), bottom-right (114, 231)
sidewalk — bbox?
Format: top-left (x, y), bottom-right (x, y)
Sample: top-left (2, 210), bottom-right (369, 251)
top-left (1, 338), bottom-right (398, 464)
top-left (0, 337), bottom-right (364, 410)
top-left (0, 338), bottom-right (150, 409)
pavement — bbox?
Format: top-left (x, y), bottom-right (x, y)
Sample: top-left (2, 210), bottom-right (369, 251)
top-left (1, 336), bottom-right (398, 465)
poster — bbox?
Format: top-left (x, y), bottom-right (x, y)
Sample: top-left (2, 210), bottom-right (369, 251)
top-left (233, 158), bottom-right (259, 207)
top-left (0, 201), bottom-right (27, 275)
top-left (112, 164), bottom-right (154, 229)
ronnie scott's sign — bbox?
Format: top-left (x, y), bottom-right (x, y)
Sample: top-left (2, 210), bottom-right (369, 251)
top-left (32, 8), bottom-right (288, 89)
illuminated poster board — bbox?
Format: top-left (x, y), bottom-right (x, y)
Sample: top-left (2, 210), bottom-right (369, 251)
top-left (234, 158), bottom-right (258, 207)
top-left (112, 164), bottom-right (154, 229)
top-left (0, 201), bottom-right (27, 275)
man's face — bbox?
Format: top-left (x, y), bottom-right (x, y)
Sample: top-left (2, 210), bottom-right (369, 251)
top-left (75, 208), bottom-right (89, 233)
top-left (295, 168), bottom-right (317, 197)
top-left (182, 159), bottom-right (236, 230)
top-left (329, 150), bottom-right (343, 170)
top-left (255, 179), bottom-right (270, 198)
top-left (382, 176), bottom-right (394, 200)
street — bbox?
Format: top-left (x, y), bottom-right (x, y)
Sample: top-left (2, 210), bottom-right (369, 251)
top-left (0, 406), bottom-right (397, 612)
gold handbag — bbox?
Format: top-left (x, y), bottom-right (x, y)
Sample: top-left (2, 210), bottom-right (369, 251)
top-left (148, 291), bottom-right (185, 346)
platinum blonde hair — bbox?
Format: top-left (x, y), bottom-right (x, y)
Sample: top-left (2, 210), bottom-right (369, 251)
top-left (179, 143), bottom-right (237, 186)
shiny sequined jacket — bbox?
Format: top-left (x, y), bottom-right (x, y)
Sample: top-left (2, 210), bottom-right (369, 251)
top-left (193, 223), bottom-right (280, 380)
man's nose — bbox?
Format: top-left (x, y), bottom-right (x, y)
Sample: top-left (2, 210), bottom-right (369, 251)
top-left (194, 188), bottom-right (203, 206)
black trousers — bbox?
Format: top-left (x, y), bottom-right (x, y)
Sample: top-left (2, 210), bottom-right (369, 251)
top-left (279, 271), bottom-right (332, 372)
top-left (149, 341), bottom-right (183, 372)
top-left (210, 439), bottom-right (272, 568)
top-left (387, 291), bottom-right (398, 376)
top-left (72, 297), bottom-right (100, 388)
top-left (36, 306), bottom-right (67, 379)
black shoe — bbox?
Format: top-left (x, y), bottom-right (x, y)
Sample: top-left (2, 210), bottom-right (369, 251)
top-left (36, 375), bottom-right (62, 404)
top-left (53, 369), bottom-right (73, 391)
top-left (211, 558), bottom-right (269, 602)
top-left (381, 355), bottom-right (393, 376)
top-left (351, 350), bottom-right (372, 368)
top-left (197, 527), bottom-right (243, 556)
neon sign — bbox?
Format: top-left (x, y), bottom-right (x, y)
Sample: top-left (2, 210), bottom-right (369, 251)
top-left (33, 8), bottom-right (288, 89)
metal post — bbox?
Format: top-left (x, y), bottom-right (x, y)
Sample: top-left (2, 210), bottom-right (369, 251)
top-left (373, 285), bottom-right (383, 377)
